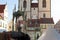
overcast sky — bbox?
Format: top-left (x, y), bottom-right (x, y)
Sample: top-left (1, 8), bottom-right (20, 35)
top-left (0, 0), bottom-right (60, 24)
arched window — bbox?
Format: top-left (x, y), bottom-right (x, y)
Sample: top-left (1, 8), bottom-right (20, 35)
top-left (43, 13), bottom-right (46, 18)
top-left (42, 0), bottom-right (46, 8)
top-left (23, 0), bottom-right (27, 8)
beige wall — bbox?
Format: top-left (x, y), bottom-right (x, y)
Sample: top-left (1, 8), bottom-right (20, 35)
top-left (39, 0), bottom-right (51, 11)
top-left (39, 12), bottom-right (51, 18)
top-left (40, 24), bottom-right (54, 33)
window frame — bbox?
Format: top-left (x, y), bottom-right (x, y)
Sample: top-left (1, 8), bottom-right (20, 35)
top-left (43, 13), bottom-right (46, 18)
top-left (42, 0), bottom-right (46, 8)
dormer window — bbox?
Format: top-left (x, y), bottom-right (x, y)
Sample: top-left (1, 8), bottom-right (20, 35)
top-left (0, 15), bottom-right (2, 19)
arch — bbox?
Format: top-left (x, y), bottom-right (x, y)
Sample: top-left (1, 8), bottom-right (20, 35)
top-left (42, 0), bottom-right (46, 8)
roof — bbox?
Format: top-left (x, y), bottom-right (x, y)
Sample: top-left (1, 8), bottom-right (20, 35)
top-left (27, 18), bottom-right (54, 27)
top-left (0, 4), bottom-right (5, 13)
top-left (28, 19), bottom-right (40, 24)
top-left (16, 18), bottom-right (54, 27)
top-left (40, 18), bottom-right (54, 24)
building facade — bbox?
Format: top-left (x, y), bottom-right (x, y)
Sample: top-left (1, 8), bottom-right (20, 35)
top-left (17, 0), bottom-right (54, 40)
top-left (0, 4), bottom-right (8, 30)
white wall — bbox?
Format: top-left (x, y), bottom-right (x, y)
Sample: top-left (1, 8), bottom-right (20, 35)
top-left (4, 5), bottom-right (8, 30)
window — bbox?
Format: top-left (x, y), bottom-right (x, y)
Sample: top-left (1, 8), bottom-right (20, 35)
top-left (9, 26), bottom-right (11, 29)
top-left (42, 0), bottom-right (46, 8)
top-left (40, 25), bottom-right (43, 29)
top-left (23, 0), bottom-right (27, 8)
top-left (43, 13), bottom-right (46, 18)
top-left (0, 15), bottom-right (2, 19)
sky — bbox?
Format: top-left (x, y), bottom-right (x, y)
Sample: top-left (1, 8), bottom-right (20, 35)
top-left (51, 0), bottom-right (60, 24)
top-left (0, 0), bottom-right (60, 24)
top-left (0, 0), bottom-right (18, 22)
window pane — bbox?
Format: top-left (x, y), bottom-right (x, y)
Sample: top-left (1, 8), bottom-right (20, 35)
top-left (43, 13), bottom-right (46, 18)
top-left (23, 0), bottom-right (27, 8)
top-left (42, 0), bottom-right (46, 8)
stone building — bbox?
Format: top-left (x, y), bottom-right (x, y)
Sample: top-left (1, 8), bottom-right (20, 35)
top-left (17, 0), bottom-right (54, 40)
